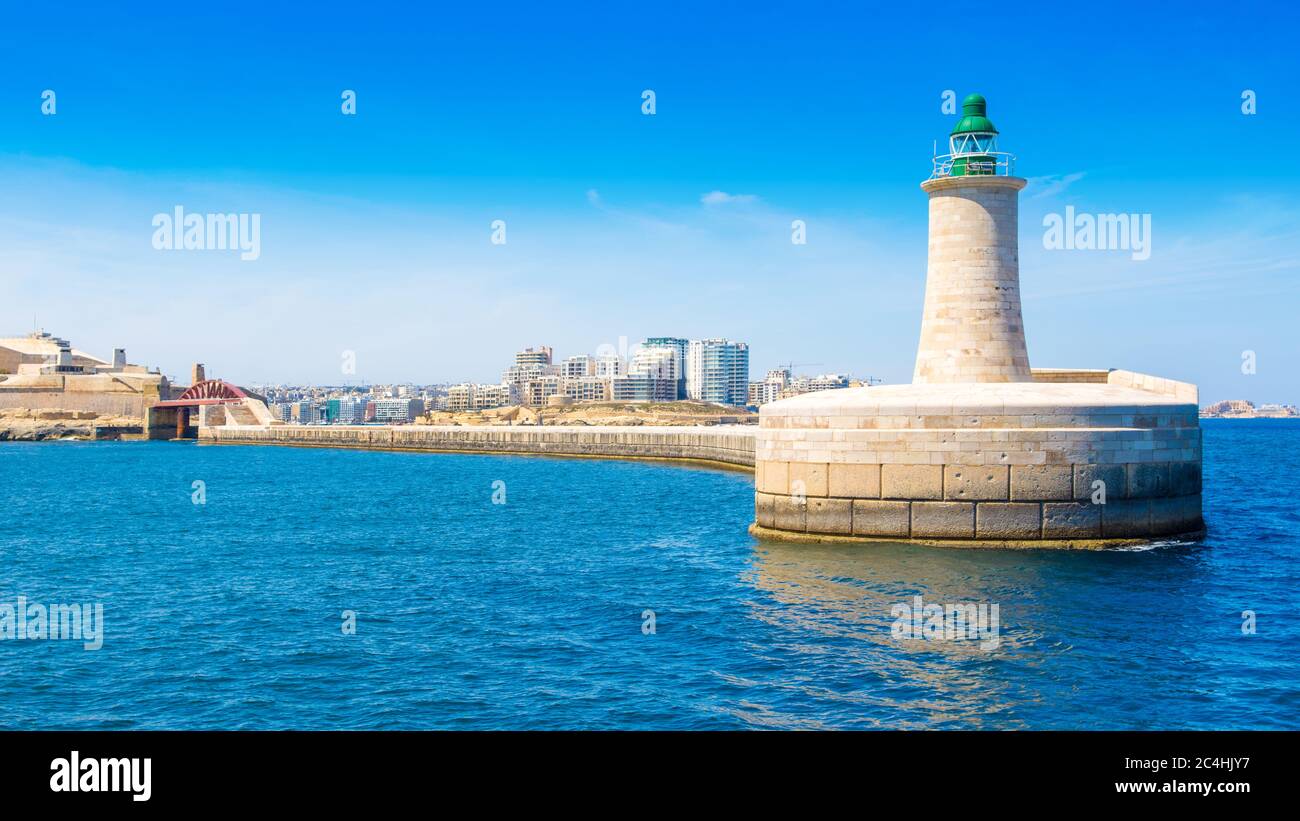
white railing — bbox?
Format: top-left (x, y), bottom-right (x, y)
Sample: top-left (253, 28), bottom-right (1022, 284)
top-left (930, 151), bottom-right (1017, 179)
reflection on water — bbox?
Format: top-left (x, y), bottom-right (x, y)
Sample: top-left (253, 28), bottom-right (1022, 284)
top-left (740, 538), bottom-right (1225, 729)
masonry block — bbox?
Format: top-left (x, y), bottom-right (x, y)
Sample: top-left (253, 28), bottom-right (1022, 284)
top-left (1102, 499), bottom-right (1151, 537)
top-left (852, 500), bottom-right (910, 537)
top-left (1149, 495), bottom-right (1202, 535)
top-left (976, 502), bottom-right (1042, 539)
top-left (757, 460), bottom-right (788, 495)
top-left (788, 461), bottom-right (828, 497)
top-left (1010, 465), bottom-right (1073, 501)
top-left (1073, 464), bottom-right (1125, 502)
top-left (755, 492), bottom-right (776, 529)
top-left (911, 501), bottom-right (975, 538)
top-left (773, 495), bottom-right (807, 532)
top-left (882, 464), bottom-right (943, 500)
top-left (828, 463), bottom-right (881, 499)
top-left (806, 498), bottom-right (853, 535)
top-left (944, 464), bottom-right (1009, 500)
top-left (1042, 502), bottom-right (1101, 538)
top-left (1168, 461), bottom-right (1202, 497)
top-left (1127, 463), bottom-right (1171, 498)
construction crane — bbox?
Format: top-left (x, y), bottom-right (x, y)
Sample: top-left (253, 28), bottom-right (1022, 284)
top-left (777, 361), bottom-right (822, 374)
top-left (775, 362), bottom-right (883, 386)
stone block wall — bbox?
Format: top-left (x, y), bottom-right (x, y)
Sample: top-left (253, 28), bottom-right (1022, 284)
top-left (754, 401), bottom-right (1203, 543)
top-left (755, 462), bottom-right (1201, 542)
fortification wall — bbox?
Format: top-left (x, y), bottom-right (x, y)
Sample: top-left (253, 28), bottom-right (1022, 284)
top-left (0, 389), bottom-right (148, 417)
top-left (0, 373), bottom-right (164, 418)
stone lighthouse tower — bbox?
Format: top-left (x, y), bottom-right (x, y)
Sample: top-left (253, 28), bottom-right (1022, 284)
top-left (752, 93), bottom-right (1204, 546)
top-left (914, 94), bottom-right (1031, 384)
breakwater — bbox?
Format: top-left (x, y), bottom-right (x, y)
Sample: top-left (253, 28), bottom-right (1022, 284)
top-left (200, 424), bottom-right (757, 469)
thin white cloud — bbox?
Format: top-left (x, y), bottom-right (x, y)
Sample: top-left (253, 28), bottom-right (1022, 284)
top-left (701, 190), bottom-right (758, 205)
top-left (585, 188), bottom-right (602, 207)
top-left (1025, 172), bottom-right (1086, 200)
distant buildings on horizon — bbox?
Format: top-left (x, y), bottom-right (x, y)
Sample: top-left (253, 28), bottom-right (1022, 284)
top-left (749, 369), bottom-right (853, 406)
top-left (260, 336), bottom-right (865, 424)
top-left (1201, 399), bottom-right (1299, 419)
top-left (266, 391), bottom-right (427, 425)
top-left (14, 328), bottom-right (1299, 426)
top-left (442, 337), bottom-right (865, 413)
top-left (458, 337), bottom-right (753, 410)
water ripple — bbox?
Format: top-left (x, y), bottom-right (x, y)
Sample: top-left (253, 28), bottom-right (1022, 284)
top-left (1, 420), bottom-right (1297, 729)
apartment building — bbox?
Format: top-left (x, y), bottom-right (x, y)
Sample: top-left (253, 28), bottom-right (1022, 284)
top-left (373, 397), bottom-right (424, 423)
top-left (686, 339), bottom-right (750, 406)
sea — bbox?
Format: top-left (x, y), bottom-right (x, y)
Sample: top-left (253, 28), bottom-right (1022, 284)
top-left (1, 418), bottom-right (1295, 729)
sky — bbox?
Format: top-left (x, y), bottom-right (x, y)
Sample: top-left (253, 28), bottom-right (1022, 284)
top-left (1, 1), bottom-right (1297, 404)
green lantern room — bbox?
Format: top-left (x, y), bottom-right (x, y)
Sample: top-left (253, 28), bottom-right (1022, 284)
top-left (947, 93), bottom-right (1001, 176)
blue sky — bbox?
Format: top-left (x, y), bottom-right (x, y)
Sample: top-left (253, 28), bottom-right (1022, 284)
top-left (1, 1), bottom-right (1297, 403)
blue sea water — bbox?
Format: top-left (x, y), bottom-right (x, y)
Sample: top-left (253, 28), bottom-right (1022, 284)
top-left (1, 419), bottom-right (1297, 730)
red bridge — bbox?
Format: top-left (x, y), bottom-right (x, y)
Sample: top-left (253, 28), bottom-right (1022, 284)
top-left (153, 379), bottom-right (249, 408)
top-left (152, 380), bottom-right (256, 438)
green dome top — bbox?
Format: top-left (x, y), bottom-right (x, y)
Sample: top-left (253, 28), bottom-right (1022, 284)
top-left (951, 93), bottom-right (998, 135)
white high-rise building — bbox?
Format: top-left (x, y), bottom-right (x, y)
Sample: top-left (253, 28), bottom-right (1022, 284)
top-left (687, 339), bottom-right (750, 406)
top-left (641, 337), bottom-right (689, 399)
top-left (594, 354), bottom-right (626, 378)
top-left (754, 368), bottom-right (791, 405)
top-left (560, 355), bottom-right (596, 378)
top-left (514, 346), bottom-right (553, 367)
top-left (629, 347), bottom-right (677, 381)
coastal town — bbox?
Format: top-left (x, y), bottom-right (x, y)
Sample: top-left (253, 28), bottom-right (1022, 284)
top-left (1, 326), bottom-right (1290, 441)
top-left (0, 330), bottom-right (866, 439)
top-left (1199, 400), bottom-right (1299, 419)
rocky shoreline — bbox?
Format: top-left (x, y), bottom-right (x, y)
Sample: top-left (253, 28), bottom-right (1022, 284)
top-left (0, 409), bottom-right (142, 441)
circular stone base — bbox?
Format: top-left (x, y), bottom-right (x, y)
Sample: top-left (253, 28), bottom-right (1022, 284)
top-left (754, 379), bottom-right (1203, 546)
top-left (748, 523), bottom-right (1205, 550)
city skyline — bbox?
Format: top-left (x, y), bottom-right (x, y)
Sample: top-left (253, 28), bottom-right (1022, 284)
top-left (2, 2), bottom-right (1297, 402)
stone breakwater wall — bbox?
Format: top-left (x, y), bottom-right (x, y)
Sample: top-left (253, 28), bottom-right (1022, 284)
top-left (200, 424), bottom-right (757, 468)
top-left (754, 427), bottom-right (1203, 544)
top-left (754, 377), bottom-right (1205, 546)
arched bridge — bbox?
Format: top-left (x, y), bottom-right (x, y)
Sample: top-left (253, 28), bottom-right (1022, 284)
top-left (153, 379), bottom-right (249, 407)
top-left (152, 380), bottom-right (274, 437)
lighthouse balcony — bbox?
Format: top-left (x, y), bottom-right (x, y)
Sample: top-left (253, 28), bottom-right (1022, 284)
top-left (930, 151), bottom-right (1016, 179)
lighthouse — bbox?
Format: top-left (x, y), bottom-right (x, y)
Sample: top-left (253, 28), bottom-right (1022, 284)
top-left (752, 93), bottom-right (1204, 546)
top-left (914, 94), bottom-right (1031, 384)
